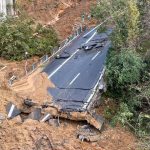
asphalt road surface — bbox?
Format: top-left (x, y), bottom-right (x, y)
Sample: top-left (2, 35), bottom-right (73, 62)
top-left (43, 28), bottom-right (112, 112)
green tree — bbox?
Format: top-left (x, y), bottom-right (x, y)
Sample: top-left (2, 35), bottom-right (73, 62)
top-left (106, 49), bottom-right (144, 96)
top-left (92, 0), bottom-right (150, 138)
top-left (0, 17), bottom-right (58, 60)
top-left (92, 0), bottom-right (140, 49)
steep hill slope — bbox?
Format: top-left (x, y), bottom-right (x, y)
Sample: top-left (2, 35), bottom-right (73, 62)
top-left (18, 0), bottom-right (97, 39)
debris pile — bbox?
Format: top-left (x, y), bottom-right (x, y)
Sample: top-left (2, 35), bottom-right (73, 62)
top-left (5, 97), bottom-right (104, 131)
top-left (77, 125), bottom-right (101, 142)
top-left (0, 86), bottom-right (138, 150)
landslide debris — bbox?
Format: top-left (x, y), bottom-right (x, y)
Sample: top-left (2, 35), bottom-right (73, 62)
top-left (0, 118), bottom-right (138, 150)
top-left (11, 70), bottom-right (54, 105)
top-left (18, 0), bottom-right (97, 39)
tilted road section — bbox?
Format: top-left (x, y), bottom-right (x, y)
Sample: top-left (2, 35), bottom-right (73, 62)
top-left (43, 28), bottom-right (111, 113)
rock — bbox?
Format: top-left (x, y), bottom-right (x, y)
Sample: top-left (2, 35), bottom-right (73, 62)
top-left (6, 102), bottom-right (21, 119)
top-left (55, 52), bottom-right (70, 59)
top-left (48, 119), bottom-right (59, 127)
top-left (80, 124), bottom-right (91, 129)
top-left (24, 98), bottom-right (37, 107)
top-left (77, 124), bottom-right (100, 142)
top-left (28, 108), bottom-right (42, 121)
top-left (78, 135), bottom-right (89, 142)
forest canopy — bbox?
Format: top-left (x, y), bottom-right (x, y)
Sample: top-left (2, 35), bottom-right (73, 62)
top-left (92, 0), bottom-right (150, 142)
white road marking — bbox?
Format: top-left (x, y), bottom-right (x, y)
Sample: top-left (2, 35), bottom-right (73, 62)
top-left (91, 51), bottom-right (101, 61)
top-left (69, 73), bottom-right (80, 85)
top-left (48, 31), bottom-right (97, 79)
top-left (8, 104), bottom-right (15, 118)
top-left (40, 114), bottom-right (51, 122)
top-left (82, 67), bottom-right (106, 110)
top-left (85, 32), bottom-right (97, 44)
top-left (48, 49), bottom-right (79, 79)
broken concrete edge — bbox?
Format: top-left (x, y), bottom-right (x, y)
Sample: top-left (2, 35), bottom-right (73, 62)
top-left (76, 124), bottom-right (101, 142)
top-left (41, 75), bottom-right (106, 130)
top-left (43, 107), bottom-right (104, 131)
top-left (77, 134), bottom-right (101, 142)
top-left (5, 102), bottom-right (104, 130)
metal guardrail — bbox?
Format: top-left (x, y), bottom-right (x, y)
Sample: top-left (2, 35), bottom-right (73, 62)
top-left (40, 55), bottom-right (49, 64)
top-left (8, 25), bottom-right (85, 86)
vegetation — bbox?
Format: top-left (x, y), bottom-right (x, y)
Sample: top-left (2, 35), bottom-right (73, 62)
top-left (0, 16), bottom-right (58, 61)
top-left (92, 0), bottom-right (150, 142)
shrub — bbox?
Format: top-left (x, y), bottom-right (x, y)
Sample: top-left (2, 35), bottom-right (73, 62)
top-left (106, 49), bottom-right (144, 96)
top-left (0, 17), bottom-right (58, 60)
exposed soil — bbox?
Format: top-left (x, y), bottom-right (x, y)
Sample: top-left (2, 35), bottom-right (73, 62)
top-left (11, 69), bottom-right (54, 105)
top-left (0, 57), bottom-right (39, 85)
top-left (0, 119), bottom-right (138, 150)
top-left (0, 69), bottom-right (139, 150)
top-left (18, 0), bottom-right (97, 39)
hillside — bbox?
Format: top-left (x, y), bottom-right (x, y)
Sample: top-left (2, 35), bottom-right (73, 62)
top-left (18, 0), bottom-right (97, 39)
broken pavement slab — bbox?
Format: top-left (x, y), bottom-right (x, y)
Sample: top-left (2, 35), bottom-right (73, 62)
top-left (86, 111), bottom-right (104, 131)
top-left (28, 108), bottom-right (42, 121)
top-left (44, 107), bottom-right (104, 131)
top-left (6, 102), bottom-right (21, 119)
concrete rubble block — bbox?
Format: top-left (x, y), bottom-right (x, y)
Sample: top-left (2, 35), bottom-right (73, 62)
top-left (44, 107), bottom-right (104, 131)
top-left (86, 112), bottom-right (104, 131)
top-left (6, 102), bottom-right (21, 119)
top-left (40, 113), bottom-right (52, 122)
top-left (61, 111), bottom-right (104, 131)
top-left (55, 52), bottom-right (70, 59)
top-left (77, 124), bottom-right (101, 142)
top-left (48, 119), bottom-right (59, 127)
top-left (24, 98), bottom-right (38, 107)
top-left (28, 108), bottom-right (42, 121)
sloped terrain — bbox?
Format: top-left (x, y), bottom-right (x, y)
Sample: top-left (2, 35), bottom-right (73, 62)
top-left (18, 0), bottom-right (97, 39)
top-left (0, 118), bottom-right (138, 150)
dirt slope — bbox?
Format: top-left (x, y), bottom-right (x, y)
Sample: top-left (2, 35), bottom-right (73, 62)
top-left (0, 119), bottom-right (138, 150)
top-left (18, 0), bottom-right (97, 39)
